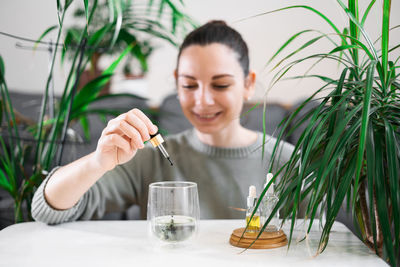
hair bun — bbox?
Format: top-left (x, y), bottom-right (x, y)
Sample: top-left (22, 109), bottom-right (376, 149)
top-left (207, 20), bottom-right (227, 26)
top-left (177, 19), bottom-right (249, 76)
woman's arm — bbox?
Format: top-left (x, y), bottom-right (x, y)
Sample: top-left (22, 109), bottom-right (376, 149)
top-left (42, 108), bottom-right (158, 210)
top-left (44, 152), bottom-right (106, 210)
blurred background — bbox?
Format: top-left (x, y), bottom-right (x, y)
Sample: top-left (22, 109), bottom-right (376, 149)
top-left (0, 0), bottom-right (399, 234)
top-left (2, 0), bottom-right (398, 107)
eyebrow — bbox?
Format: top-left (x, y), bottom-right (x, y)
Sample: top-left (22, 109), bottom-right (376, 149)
top-left (212, 74), bottom-right (234, 80)
top-left (178, 74), bottom-right (234, 80)
top-left (178, 74), bottom-right (196, 80)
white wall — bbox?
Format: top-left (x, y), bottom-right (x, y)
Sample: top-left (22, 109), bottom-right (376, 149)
top-left (1, 0), bottom-right (399, 107)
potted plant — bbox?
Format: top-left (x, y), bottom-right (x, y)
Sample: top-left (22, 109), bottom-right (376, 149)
top-left (253, 0), bottom-right (399, 266)
top-left (0, 0), bottom-right (194, 226)
top-left (63, 0), bottom-right (196, 94)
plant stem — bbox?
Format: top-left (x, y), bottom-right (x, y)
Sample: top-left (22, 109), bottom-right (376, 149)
top-left (359, 179), bottom-right (373, 246)
top-left (42, 29), bottom-right (84, 170)
top-left (14, 199), bottom-right (23, 223)
top-left (56, 38), bottom-right (87, 165)
top-left (0, 76), bottom-right (22, 164)
top-left (33, 10), bottom-right (65, 172)
top-left (373, 186), bottom-right (383, 256)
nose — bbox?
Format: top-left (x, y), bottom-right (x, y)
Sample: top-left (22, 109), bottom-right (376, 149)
top-left (195, 86), bottom-right (215, 106)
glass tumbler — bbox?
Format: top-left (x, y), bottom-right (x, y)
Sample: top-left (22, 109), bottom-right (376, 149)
top-left (147, 181), bottom-right (200, 244)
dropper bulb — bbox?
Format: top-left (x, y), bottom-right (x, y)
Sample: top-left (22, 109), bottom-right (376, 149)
top-left (266, 173), bottom-right (273, 183)
top-left (249, 185), bottom-right (257, 198)
top-left (265, 173), bottom-right (275, 194)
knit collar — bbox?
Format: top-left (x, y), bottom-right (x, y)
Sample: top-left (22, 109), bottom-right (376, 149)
top-left (185, 128), bottom-right (265, 158)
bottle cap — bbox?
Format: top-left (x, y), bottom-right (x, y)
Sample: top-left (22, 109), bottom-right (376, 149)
top-left (149, 133), bottom-right (164, 147)
top-left (264, 173), bottom-right (274, 194)
top-left (249, 185), bottom-right (257, 198)
top-left (247, 185), bottom-right (257, 207)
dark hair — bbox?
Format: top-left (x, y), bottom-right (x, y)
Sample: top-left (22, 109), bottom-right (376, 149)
top-left (177, 20), bottom-right (249, 76)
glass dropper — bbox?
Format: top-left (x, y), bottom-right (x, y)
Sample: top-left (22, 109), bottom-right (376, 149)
top-left (149, 133), bottom-right (173, 166)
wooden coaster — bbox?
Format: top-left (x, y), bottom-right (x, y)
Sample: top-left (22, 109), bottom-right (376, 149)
top-left (229, 228), bottom-right (288, 249)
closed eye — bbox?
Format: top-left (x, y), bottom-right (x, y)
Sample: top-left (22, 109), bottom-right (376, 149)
top-left (182, 84), bottom-right (198, 89)
top-left (213, 84), bottom-right (230, 89)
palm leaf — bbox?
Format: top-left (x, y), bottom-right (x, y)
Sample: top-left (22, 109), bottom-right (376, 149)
top-left (381, 0), bottom-right (391, 88)
top-left (374, 130), bottom-right (396, 266)
top-left (33, 7), bottom-right (66, 170)
top-left (79, 116), bottom-right (90, 141)
top-left (337, 0), bottom-right (378, 61)
top-left (271, 35), bottom-right (325, 72)
top-left (83, 0), bottom-right (89, 26)
top-left (0, 54), bottom-right (4, 80)
top-left (384, 120), bottom-right (400, 256)
top-left (244, 5), bottom-right (343, 38)
top-left (348, 0), bottom-right (359, 64)
top-left (34, 25), bottom-right (58, 50)
top-left (71, 73), bottom-right (113, 112)
top-left (267, 29), bottom-right (328, 67)
top-left (262, 1), bottom-right (398, 265)
top-left (109, 0), bottom-right (123, 48)
top-left (0, 168), bottom-right (13, 196)
top-left (361, 0), bottom-right (376, 26)
top-left (353, 62), bottom-right (375, 206)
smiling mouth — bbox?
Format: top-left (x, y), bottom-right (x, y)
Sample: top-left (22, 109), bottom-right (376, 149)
top-left (193, 111), bottom-right (222, 121)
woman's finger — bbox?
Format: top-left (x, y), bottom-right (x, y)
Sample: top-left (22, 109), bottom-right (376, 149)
top-left (131, 108), bottom-right (158, 135)
top-left (100, 108), bottom-right (156, 151)
top-left (108, 119), bottom-right (145, 149)
top-left (122, 112), bottom-right (150, 141)
top-left (99, 134), bottom-right (132, 154)
top-left (102, 111), bottom-right (151, 142)
top-left (101, 122), bottom-right (123, 137)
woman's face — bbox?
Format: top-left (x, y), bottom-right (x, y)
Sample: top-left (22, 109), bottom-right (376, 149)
top-left (176, 43), bottom-right (255, 135)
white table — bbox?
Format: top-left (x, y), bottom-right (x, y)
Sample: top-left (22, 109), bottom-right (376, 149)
top-left (0, 219), bottom-right (386, 267)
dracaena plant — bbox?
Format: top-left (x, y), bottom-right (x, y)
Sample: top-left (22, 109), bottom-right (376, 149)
top-left (0, 0), bottom-right (194, 224)
top-left (252, 0), bottom-right (399, 266)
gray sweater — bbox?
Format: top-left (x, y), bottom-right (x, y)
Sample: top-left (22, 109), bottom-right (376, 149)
top-left (32, 129), bottom-right (294, 224)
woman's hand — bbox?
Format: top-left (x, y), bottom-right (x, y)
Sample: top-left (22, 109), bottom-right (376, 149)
top-left (41, 108), bottom-right (157, 211)
top-left (94, 108), bottom-right (158, 172)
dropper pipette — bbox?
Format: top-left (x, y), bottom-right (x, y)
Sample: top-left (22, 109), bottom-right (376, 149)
top-left (149, 133), bottom-right (173, 166)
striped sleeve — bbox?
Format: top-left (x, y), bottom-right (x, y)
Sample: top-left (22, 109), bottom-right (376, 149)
top-left (31, 167), bottom-right (87, 225)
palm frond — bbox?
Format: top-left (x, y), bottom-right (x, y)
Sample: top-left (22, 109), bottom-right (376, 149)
top-left (261, 1), bottom-right (399, 265)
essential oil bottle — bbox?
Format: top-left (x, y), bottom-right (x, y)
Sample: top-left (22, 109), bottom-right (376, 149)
top-left (261, 173), bottom-right (279, 232)
top-left (245, 185), bottom-right (260, 233)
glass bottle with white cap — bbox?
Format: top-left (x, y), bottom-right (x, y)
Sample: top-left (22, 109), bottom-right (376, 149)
top-left (261, 173), bottom-right (279, 232)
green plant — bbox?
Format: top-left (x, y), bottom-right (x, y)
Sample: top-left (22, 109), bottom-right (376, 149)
top-left (251, 0), bottom-right (399, 265)
top-left (64, 0), bottom-right (196, 76)
top-left (0, 0), bottom-right (194, 224)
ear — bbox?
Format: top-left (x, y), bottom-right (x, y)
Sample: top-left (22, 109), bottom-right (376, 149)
top-left (244, 71), bottom-right (256, 101)
top-left (174, 69), bottom-right (178, 81)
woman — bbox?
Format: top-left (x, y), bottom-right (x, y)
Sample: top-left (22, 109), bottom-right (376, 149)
top-left (32, 21), bottom-right (294, 224)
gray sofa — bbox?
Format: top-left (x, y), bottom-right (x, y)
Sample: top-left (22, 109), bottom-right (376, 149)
top-left (0, 91), bottom-right (354, 235)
